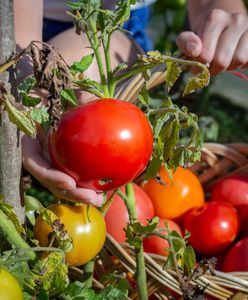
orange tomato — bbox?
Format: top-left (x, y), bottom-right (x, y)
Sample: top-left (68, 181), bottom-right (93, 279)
top-left (142, 166), bottom-right (205, 219)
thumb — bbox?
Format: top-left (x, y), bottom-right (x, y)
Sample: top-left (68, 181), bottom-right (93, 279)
top-left (176, 31), bottom-right (202, 57)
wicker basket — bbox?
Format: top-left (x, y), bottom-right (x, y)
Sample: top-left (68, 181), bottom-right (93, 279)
top-left (89, 65), bottom-right (248, 299)
top-left (92, 143), bottom-right (248, 300)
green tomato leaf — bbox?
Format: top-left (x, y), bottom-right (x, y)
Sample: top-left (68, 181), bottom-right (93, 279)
top-left (165, 61), bottom-right (181, 91)
top-left (181, 245), bottom-right (196, 277)
top-left (113, 63), bottom-right (128, 75)
top-left (183, 69), bottom-right (210, 96)
top-left (39, 208), bottom-right (73, 253)
top-left (99, 286), bottom-right (128, 300)
top-left (4, 98), bottom-right (36, 137)
top-left (33, 252), bottom-right (69, 294)
top-left (60, 89), bottom-right (78, 106)
top-left (22, 95), bottom-right (41, 107)
top-left (18, 76), bottom-right (36, 95)
top-left (24, 195), bottom-right (43, 226)
top-left (36, 289), bottom-right (49, 300)
top-left (114, 0), bottom-right (131, 25)
top-left (30, 107), bottom-right (49, 124)
top-left (144, 135), bottom-right (163, 180)
top-left (0, 200), bottom-right (27, 237)
top-left (70, 54), bottom-right (94, 74)
top-left (163, 118), bottom-right (180, 163)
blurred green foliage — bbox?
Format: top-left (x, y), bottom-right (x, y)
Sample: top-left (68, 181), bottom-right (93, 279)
top-left (149, 0), bottom-right (248, 144)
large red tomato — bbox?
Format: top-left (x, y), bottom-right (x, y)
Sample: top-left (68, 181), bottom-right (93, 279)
top-left (105, 183), bottom-right (155, 242)
top-left (183, 202), bottom-right (239, 255)
top-left (143, 166), bottom-right (205, 220)
top-left (210, 174), bottom-right (248, 236)
top-left (34, 204), bottom-right (106, 266)
top-left (143, 219), bottom-right (182, 256)
top-left (222, 237), bottom-right (248, 272)
top-left (49, 99), bottom-right (153, 192)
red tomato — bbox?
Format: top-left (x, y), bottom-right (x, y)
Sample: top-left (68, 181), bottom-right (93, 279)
top-left (143, 219), bottom-right (182, 256)
top-left (105, 183), bottom-right (155, 242)
top-left (183, 202), bottom-right (239, 255)
top-left (222, 237), bottom-right (248, 272)
top-left (143, 166), bottom-right (205, 220)
top-left (49, 99), bottom-right (153, 192)
top-left (34, 204), bottom-right (106, 266)
top-left (210, 174), bottom-right (248, 236)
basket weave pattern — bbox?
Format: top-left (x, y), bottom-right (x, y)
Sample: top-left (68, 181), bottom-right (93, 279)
top-left (94, 143), bottom-right (248, 300)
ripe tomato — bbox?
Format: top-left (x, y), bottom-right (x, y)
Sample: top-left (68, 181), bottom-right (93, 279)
top-left (49, 99), bottom-right (153, 192)
top-left (143, 166), bottom-right (205, 220)
top-left (143, 219), bottom-right (182, 256)
top-left (222, 237), bottom-right (248, 272)
top-left (210, 174), bottom-right (248, 236)
top-left (34, 204), bottom-right (106, 266)
top-left (105, 183), bottom-right (155, 242)
top-left (183, 202), bottom-right (239, 255)
top-left (0, 268), bottom-right (22, 300)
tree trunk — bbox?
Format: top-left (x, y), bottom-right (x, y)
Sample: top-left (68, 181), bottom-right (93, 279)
top-left (0, 0), bottom-right (24, 222)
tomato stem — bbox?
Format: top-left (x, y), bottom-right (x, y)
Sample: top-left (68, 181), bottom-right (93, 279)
top-left (0, 209), bottom-right (35, 260)
top-left (103, 33), bottom-right (116, 98)
top-left (88, 18), bottom-right (110, 98)
top-left (83, 259), bottom-right (95, 288)
top-left (123, 183), bottom-right (148, 300)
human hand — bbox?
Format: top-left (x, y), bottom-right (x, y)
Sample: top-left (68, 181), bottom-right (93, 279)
top-left (177, 8), bottom-right (248, 75)
top-left (22, 134), bottom-right (104, 207)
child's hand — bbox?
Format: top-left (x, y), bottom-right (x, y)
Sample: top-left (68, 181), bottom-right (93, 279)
top-left (177, 8), bottom-right (248, 75)
top-left (22, 134), bottom-right (104, 206)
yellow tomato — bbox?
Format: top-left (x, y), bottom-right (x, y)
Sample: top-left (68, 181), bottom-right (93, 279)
top-left (0, 268), bottom-right (22, 300)
top-left (34, 204), bottom-right (106, 266)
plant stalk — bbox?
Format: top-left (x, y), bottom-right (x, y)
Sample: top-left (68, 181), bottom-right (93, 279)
top-left (123, 183), bottom-right (148, 300)
top-left (83, 259), bottom-right (95, 288)
top-left (88, 18), bottom-right (109, 97)
top-left (0, 209), bottom-right (35, 260)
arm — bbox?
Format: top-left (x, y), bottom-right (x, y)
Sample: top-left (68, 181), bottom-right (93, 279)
top-left (14, 0), bottom-right (43, 49)
top-left (177, 0), bottom-right (248, 75)
top-left (14, 1), bottom-right (104, 206)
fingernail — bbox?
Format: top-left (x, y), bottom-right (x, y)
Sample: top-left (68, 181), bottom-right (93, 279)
top-left (95, 194), bottom-right (104, 207)
top-left (186, 42), bottom-right (198, 56)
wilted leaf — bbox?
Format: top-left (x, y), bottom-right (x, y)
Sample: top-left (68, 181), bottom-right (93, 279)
top-left (183, 69), bottom-right (210, 96)
top-left (165, 61), bottom-right (181, 91)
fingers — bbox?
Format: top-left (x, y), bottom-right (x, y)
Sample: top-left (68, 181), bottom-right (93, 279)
top-left (22, 135), bottom-right (104, 207)
top-left (179, 9), bottom-right (248, 75)
top-left (176, 31), bottom-right (202, 57)
top-left (48, 186), bottom-right (104, 206)
top-left (206, 12), bottom-right (248, 75)
top-left (197, 9), bottom-right (230, 65)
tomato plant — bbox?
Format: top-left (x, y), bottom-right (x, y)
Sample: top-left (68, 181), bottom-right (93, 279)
top-left (183, 202), bottom-right (239, 255)
top-left (222, 237), bottom-right (248, 272)
top-left (49, 98), bottom-right (153, 192)
top-left (143, 166), bottom-right (205, 220)
top-left (0, 268), bottom-right (22, 300)
top-left (34, 203), bottom-right (106, 266)
top-left (210, 174), bottom-right (248, 236)
top-left (105, 183), bottom-right (155, 242)
top-left (143, 219), bottom-right (182, 256)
